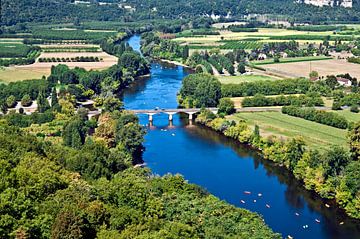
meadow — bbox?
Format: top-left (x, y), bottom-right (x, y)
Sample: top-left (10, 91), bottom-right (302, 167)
top-left (229, 112), bottom-right (347, 150)
top-left (218, 74), bottom-right (277, 84)
top-left (252, 56), bottom-right (332, 65)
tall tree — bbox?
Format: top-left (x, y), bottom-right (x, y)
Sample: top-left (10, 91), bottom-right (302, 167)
top-left (37, 91), bottom-right (50, 113)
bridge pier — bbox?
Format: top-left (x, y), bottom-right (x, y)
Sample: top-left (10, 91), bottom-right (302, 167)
top-left (166, 112), bottom-right (177, 121)
top-left (147, 113), bottom-right (156, 123)
top-left (187, 112), bottom-right (196, 120)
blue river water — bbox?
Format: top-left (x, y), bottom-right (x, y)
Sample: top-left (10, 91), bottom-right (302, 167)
top-left (122, 35), bottom-right (360, 239)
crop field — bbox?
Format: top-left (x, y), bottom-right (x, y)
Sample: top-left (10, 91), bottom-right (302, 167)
top-left (31, 29), bottom-right (117, 41)
top-left (174, 28), bottom-right (337, 46)
top-left (0, 67), bottom-right (49, 83)
top-left (0, 43), bottom-right (33, 58)
top-left (220, 41), bottom-right (264, 49)
top-left (262, 59), bottom-right (360, 79)
top-left (0, 51), bottom-right (117, 82)
top-left (252, 56), bottom-right (332, 65)
top-left (218, 74), bottom-right (277, 84)
top-left (229, 112), bottom-right (347, 150)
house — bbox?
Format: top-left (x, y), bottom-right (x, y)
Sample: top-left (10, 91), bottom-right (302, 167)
top-left (336, 77), bottom-right (352, 87)
top-left (258, 53), bottom-right (267, 60)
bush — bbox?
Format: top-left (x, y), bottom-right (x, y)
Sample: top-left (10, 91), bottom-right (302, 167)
top-left (6, 95), bottom-right (17, 108)
top-left (218, 98), bottom-right (235, 115)
top-left (350, 105), bottom-right (359, 113)
top-left (21, 94), bottom-right (32, 107)
top-left (221, 78), bottom-right (312, 97)
top-left (332, 101), bottom-right (342, 110)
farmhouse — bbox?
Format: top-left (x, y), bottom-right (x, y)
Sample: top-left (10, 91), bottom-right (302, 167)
top-left (336, 77), bottom-right (352, 86)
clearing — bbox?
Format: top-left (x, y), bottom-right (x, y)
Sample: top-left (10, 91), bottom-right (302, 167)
top-left (229, 111), bottom-right (347, 150)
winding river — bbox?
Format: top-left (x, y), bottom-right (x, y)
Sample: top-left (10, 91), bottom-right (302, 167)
top-left (122, 35), bottom-right (360, 239)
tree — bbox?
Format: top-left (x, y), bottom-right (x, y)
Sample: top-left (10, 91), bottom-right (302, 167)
top-left (180, 73), bottom-right (222, 107)
top-left (325, 75), bottom-right (339, 90)
top-left (6, 95), bottom-right (17, 108)
top-left (103, 97), bottom-right (124, 113)
top-left (348, 122), bottom-right (360, 160)
top-left (182, 45), bottom-right (189, 60)
top-left (21, 94), bottom-right (32, 107)
top-left (218, 98), bottom-right (235, 115)
top-left (62, 117), bottom-right (86, 149)
top-left (37, 91), bottom-right (50, 113)
top-left (350, 104), bottom-right (359, 113)
top-left (309, 71), bottom-right (319, 80)
top-left (323, 146), bottom-right (350, 177)
top-left (237, 64), bottom-right (246, 74)
top-left (51, 87), bottom-right (59, 107)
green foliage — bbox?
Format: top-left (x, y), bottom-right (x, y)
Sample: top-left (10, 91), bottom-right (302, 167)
top-left (6, 95), bottom-right (16, 108)
top-left (348, 122), bottom-right (360, 160)
top-left (218, 98), bottom-right (235, 115)
top-left (37, 91), bottom-right (50, 113)
top-left (242, 94), bottom-right (324, 107)
top-left (21, 94), bottom-right (32, 107)
top-left (62, 117), bottom-right (86, 149)
top-left (222, 78), bottom-right (312, 97)
top-left (179, 73), bottom-right (221, 107)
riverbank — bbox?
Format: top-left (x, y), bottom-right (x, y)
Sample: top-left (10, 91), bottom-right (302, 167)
top-left (194, 110), bottom-right (360, 221)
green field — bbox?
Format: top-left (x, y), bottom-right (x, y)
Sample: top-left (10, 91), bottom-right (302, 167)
top-left (218, 74), bottom-right (277, 84)
top-left (331, 109), bottom-right (360, 123)
top-left (0, 43), bottom-right (32, 58)
top-left (253, 56), bottom-right (332, 65)
top-left (230, 112), bottom-right (347, 150)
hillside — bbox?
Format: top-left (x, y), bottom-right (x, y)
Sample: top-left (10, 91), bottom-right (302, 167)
top-left (1, 0), bottom-right (360, 27)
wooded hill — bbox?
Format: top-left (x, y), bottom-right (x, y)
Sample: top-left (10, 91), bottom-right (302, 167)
top-left (1, 0), bottom-right (360, 27)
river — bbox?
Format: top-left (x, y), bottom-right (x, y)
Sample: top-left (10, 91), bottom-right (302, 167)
top-left (122, 35), bottom-right (360, 239)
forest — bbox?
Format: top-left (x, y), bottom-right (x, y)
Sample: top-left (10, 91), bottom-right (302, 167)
top-left (2, 0), bottom-right (360, 29)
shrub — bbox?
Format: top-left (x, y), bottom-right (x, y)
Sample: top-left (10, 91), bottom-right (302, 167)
top-left (350, 105), bottom-right (359, 113)
top-left (218, 98), bottom-right (235, 115)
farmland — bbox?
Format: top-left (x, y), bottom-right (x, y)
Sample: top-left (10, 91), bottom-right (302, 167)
top-left (229, 112), bottom-right (347, 150)
top-left (218, 74), bottom-right (277, 84)
top-left (261, 59), bottom-right (360, 79)
top-left (0, 43), bottom-right (36, 58)
top-left (252, 56), bottom-right (332, 65)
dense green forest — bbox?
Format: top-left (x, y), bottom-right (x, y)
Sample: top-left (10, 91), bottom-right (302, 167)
top-left (1, 0), bottom-right (360, 28)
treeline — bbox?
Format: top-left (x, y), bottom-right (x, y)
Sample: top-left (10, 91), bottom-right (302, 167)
top-left (0, 79), bottom-right (50, 102)
top-left (242, 94), bottom-right (324, 107)
top-left (38, 56), bottom-right (102, 63)
top-left (221, 78), bottom-right (312, 97)
top-left (228, 26), bottom-right (258, 32)
top-left (141, 32), bottom-right (185, 61)
top-left (348, 57), bottom-right (360, 64)
top-left (288, 25), bottom-right (343, 32)
top-left (282, 106), bottom-right (348, 129)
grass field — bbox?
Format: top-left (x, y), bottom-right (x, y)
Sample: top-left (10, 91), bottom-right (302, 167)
top-left (229, 112), bottom-right (347, 150)
top-left (252, 56), bottom-right (332, 65)
top-left (331, 109), bottom-right (360, 123)
top-left (0, 67), bottom-right (48, 83)
top-left (218, 74), bottom-right (277, 84)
